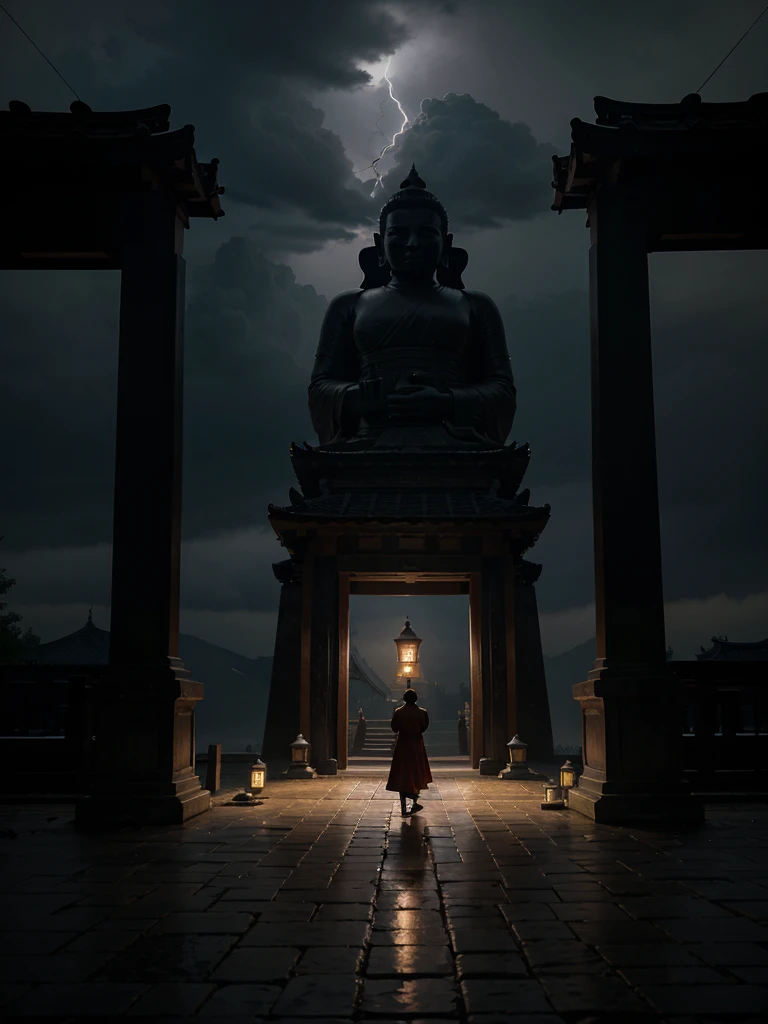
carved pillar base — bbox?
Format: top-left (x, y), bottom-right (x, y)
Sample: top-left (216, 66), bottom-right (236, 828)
top-left (76, 660), bottom-right (210, 826)
top-left (569, 670), bottom-right (703, 824)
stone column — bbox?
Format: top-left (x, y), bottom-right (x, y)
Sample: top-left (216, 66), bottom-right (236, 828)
top-left (262, 559), bottom-right (305, 765)
top-left (309, 555), bottom-right (340, 766)
top-left (569, 182), bottom-right (702, 823)
top-left (514, 560), bottom-right (554, 759)
top-left (77, 193), bottom-right (210, 826)
top-left (478, 556), bottom-right (511, 772)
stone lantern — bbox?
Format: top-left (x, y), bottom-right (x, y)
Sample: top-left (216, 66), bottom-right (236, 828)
top-left (285, 734), bottom-right (315, 779)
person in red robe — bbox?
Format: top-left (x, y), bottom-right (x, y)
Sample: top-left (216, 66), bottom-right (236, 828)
top-left (386, 688), bottom-right (433, 815)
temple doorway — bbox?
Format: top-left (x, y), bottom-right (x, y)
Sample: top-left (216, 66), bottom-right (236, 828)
top-left (347, 595), bottom-right (471, 764)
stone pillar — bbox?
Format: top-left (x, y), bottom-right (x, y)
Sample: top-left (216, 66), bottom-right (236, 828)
top-left (478, 556), bottom-right (511, 772)
top-left (77, 193), bottom-right (210, 826)
top-left (514, 560), bottom-right (554, 759)
top-left (309, 556), bottom-right (340, 766)
top-left (262, 559), bottom-right (304, 765)
top-left (569, 183), bottom-right (702, 823)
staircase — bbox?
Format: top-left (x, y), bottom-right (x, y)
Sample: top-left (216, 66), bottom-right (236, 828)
top-left (358, 719), bottom-right (394, 758)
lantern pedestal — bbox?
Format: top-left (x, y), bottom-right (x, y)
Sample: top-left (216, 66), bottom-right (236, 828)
top-left (499, 763), bottom-right (530, 780)
top-left (284, 763), bottom-right (316, 779)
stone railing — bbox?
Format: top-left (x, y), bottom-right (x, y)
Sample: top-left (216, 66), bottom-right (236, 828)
top-left (671, 661), bottom-right (768, 791)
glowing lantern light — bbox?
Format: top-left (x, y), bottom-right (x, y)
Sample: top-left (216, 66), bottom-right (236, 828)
top-left (394, 619), bottom-right (423, 681)
top-left (249, 758), bottom-right (266, 794)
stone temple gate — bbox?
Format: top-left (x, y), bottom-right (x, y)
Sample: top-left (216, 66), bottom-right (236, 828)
top-left (262, 420), bottom-right (555, 773)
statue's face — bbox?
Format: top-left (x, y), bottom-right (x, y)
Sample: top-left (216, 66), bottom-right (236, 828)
top-left (374, 208), bottom-right (452, 280)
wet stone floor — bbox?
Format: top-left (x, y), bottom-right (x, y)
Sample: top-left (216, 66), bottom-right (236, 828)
top-left (0, 776), bottom-right (767, 1022)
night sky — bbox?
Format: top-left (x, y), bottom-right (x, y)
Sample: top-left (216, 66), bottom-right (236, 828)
top-left (1, 1), bottom-right (766, 697)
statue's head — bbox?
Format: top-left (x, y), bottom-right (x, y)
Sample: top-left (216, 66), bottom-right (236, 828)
top-left (374, 165), bottom-right (453, 281)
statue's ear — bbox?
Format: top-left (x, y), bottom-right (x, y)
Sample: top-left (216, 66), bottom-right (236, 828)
top-left (373, 232), bottom-right (388, 268)
top-left (439, 232), bottom-right (454, 268)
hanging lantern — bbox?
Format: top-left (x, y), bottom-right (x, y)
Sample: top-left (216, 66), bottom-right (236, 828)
top-left (541, 778), bottom-right (565, 810)
top-left (394, 619), bottom-right (423, 680)
top-left (507, 734), bottom-right (528, 764)
top-left (249, 758), bottom-right (266, 794)
top-left (559, 759), bottom-right (576, 790)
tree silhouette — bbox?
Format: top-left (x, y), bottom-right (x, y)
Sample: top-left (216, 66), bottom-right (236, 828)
top-left (0, 546), bottom-right (39, 664)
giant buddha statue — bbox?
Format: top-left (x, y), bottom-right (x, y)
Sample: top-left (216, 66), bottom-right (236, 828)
top-left (309, 165), bottom-right (516, 450)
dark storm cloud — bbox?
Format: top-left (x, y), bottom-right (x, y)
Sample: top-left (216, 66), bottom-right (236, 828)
top-left (378, 93), bottom-right (554, 229)
top-left (0, 0), bottom-right (427, 251)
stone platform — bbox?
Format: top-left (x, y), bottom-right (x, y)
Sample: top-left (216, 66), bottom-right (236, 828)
top-left (1, 773), bottom-right (767, 1021)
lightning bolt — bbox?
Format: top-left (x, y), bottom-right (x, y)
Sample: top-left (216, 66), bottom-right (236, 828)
top-left (368, 58), bottom-right (410, 197)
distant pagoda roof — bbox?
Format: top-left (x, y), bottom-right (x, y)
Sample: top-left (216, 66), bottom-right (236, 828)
top-left (26, 613), bottom-right (109, 666)
top-left (696, 636), bottom-right (768, 662)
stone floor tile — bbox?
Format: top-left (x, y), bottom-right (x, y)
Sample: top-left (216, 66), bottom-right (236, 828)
top-left (596, 942), bottom-right (704, 966)
top-left (449, 929), bottom-right (518, 953)
top-left (294, 947), bottom-right (364, 974)
top-left (373, 909), bottom-right (443, 930)
top-left (4, 981), bottom-right (148, 1016)
top-left (620, 896), bottom-right (733, 918)
top-left (620, 965), bottom-right (734, 986)
top-left (271, 975), bottom-right (359, 1017)
top-left (313, 903), bottom-right (372, 921)
top-left (509, 920), bottom-right (573, 943)
top-left (501, 887), bottom-right (558, 902)
top-left (499, 902), bottom-right (558, 921)
top-left (0, 929), bottom-right (77, 954)
top-left (467, 1016), bottom-right (565, 1024)
top-left (658, 917), bottom-right (768, 942)
top-left (642, 984), bottom-right (768, 1015)
top-left (126, 982), bottom-right (214, 1015)
top-left (0, 983), bottom-right (33, 1009)
top-left (210, 946), bottom-right (301, 981)
top-left (363, 977), bottom-right (458, 1016)
top-left (692, 942), bottom-right (768, 965)
top-left (370, 927), bottom-right (448, 945)
top-left (0, 951), bottom-right (116, 983)
top-left (375, 892), bottom-right (441, 911)
top-left (149, 912), bottom-right (253, 934)
top-left (540, 974), bottom-right (651, 1013)
top-left (460, 978), bottom-right (553, 1014)
top-left (238, 921), bottom-right (370, 947)
top-left (456, 951), bottom-right (528, 978)
top-left (97, 934), bottom-right (237, 982)
top-left (365, 944), bottom-right (453, 977)
top-left (198, 983), bottom-right (281, 1016)
top-left (549, 900), bottom-right (629, 921)
top-left (570, 920), bottom-right (666, 943)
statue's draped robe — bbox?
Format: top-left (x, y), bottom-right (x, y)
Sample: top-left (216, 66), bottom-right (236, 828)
top-left (309, 281), bottom-right (516, 446)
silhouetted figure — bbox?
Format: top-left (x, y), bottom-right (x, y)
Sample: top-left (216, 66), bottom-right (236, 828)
top-left (386, 687), bottom-right (432, 815)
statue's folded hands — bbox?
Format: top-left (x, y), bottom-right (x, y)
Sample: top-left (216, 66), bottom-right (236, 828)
top-left (387, 386), bottom-right (453, 423)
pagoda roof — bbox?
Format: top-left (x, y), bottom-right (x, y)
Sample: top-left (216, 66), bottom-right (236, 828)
top-left (696, 636), bottom-right (768, 662)
top-left (0, 100), bottom-right (224, 220)
top-left (269, 488), bottom-right (550, 529)
top-left (26, 616), bottom-right (110, 666)
top-left (551, 92), bottom-right (768, 222)
top-left (288, 440), bottom-right (532, 500)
